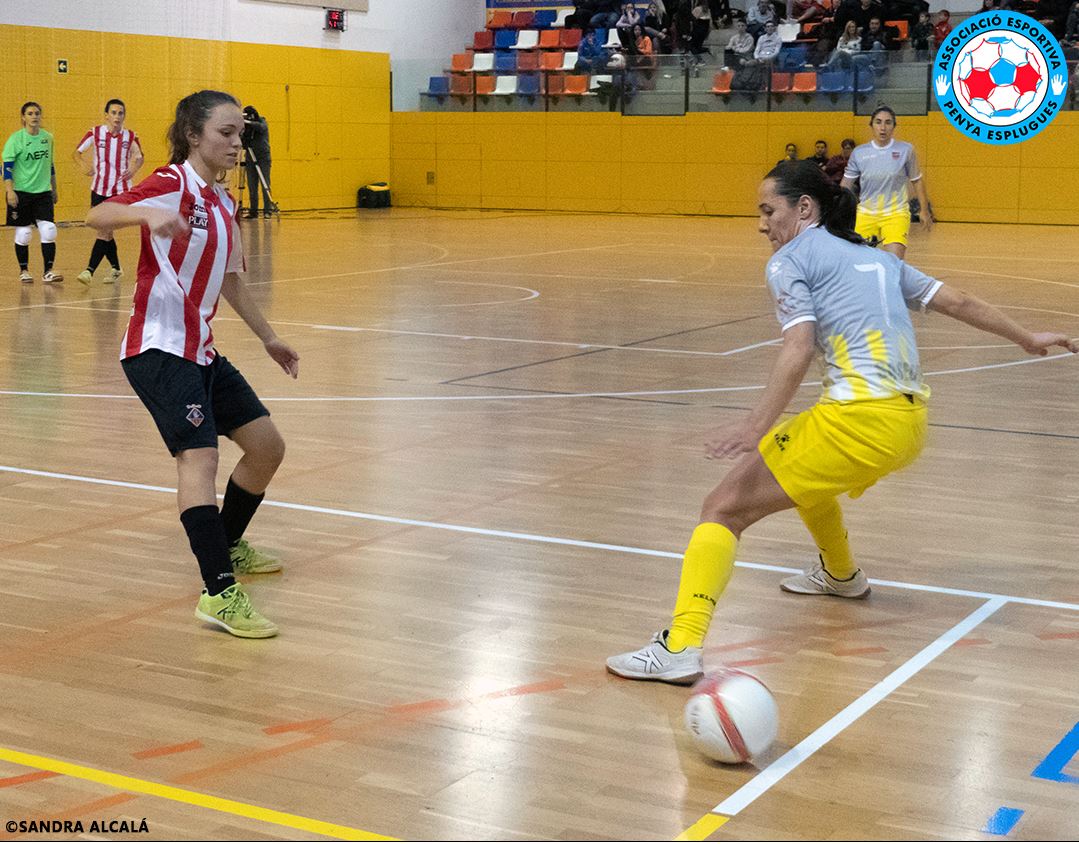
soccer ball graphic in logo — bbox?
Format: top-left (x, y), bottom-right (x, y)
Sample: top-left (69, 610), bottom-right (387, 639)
top-left (956, 36), bottom-right (1043, 119)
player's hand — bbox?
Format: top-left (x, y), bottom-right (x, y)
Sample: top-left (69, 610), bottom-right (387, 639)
top-left (704, 420), bottom-right (762, 460)
top-left (51, 189), bottom-right (58, 203)
top-left (1022, 332), bottom-right (1079, 356)
top-left (83, 166), bottom-right (95, 177)
top-left (265, 337), bottom-right (299, 378)
top-left (920, 210), bottom-right (934, 231)
top-left (6, 189), bottom-right (18, 208)
top-left (142, 207), bottom-right (189, 238)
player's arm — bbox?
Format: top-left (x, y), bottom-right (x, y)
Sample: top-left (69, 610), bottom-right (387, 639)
top-left (3, 162), bottom-right (15, 207)
top-left (126, 138), bottom-right (144, 180)
top-left (85, 200), bottom-right (187, 237)
top-left (72, 145), bottom-right (94, 176)
top-left (705, 321), bottom-right (816, 458)
top-left (50, 164), bottom-right (57, 202)
top-left (927, 284), bottom-right (1078, 355)
top-left (220, 271), bottom-right (299, 378)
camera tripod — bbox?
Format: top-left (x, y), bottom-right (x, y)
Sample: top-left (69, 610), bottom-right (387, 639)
top-left (238, 147), bottom-right (280, 219)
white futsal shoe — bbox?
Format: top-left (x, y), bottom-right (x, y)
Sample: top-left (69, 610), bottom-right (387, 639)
top-left (606, 629), bottom-right (704, 685)
top-left (780, 557), bottom-right (871, 598)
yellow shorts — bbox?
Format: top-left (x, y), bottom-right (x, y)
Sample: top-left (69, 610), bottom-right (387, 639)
top-left (855, 210), bottom-right (911, 247)
top-left (758, 395), bottom-right (928, 509)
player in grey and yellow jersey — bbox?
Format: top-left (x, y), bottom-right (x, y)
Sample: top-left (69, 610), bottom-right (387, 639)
top-left (607, 161), bottom-right (1076, 685)
top-left (841, 105), bottom-right (932, 260)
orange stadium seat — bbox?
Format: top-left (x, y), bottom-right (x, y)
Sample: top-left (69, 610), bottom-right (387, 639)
top-left (512, 11), bottom-right (536, 28)
top-left (517, 51), bottom-right (540, 71)
top-left (451, 53), bottom-right (472, 72)
top-left (539, 29), bottom-right (561, 48)
top-left (488, 10), bottom-right (513, 28)
top-left (791, 71), bottom-right (817, 92)
top-left (473, 30), bottom-right (494, 50)
top-left (540, 50), bottom-right (565, 70)
top-left (711, 70), bottom-right (732, 93)
top-left (563, 74), bottom-right (590, 94)
top-left (886, 19), bottom-right (909, 39)
top-left (771, 72), bottom-right (793, 92)
top-left (559, 28), bottom-right (582, 48)
top-left (475, 75), bottom-right (497, 95)
top-left (450, 74), bottom-right (474, 95)
top-left (546, 74), bottom-right (566, 95)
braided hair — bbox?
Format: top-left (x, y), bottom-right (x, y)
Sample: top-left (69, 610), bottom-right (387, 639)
top-left (764, 160), bottom-right (864, 245)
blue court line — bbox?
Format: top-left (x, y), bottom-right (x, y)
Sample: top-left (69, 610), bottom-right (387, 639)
top-left (983, 807), bottom-right (1024, 836)
top-left (1032, 721), bottom-right (1079, 784)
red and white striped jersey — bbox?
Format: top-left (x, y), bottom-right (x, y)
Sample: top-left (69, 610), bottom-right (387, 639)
top-left (109, 160), bottom-right (244, 365)
top-left (76, 125), bottom-right (141, 197)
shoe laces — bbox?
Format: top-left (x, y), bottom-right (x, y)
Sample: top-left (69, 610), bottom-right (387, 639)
top-left (220, 585), bottom-right (255, 619)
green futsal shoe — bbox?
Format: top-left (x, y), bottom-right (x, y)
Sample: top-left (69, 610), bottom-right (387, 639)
top-left (195, 583), bottom-right (279, 638)
top-left (230, 538), bottom-right (282, 574)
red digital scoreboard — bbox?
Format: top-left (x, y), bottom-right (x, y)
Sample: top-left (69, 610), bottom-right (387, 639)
top-left (325, 9), bottom-right (347, 30)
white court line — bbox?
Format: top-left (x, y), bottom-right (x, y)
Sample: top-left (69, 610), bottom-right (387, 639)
top-left (431, 280), bottom-right (539, 307)
top-left (2, 464), bottom-right (1078, 613)
top-left (711, 597), bottom-right (1009, 818)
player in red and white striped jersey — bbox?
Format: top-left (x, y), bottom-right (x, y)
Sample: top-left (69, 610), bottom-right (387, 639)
top-left (73, 99), bottom-right (143, 285)
top-left (86, 90), bottom-right (299, 639)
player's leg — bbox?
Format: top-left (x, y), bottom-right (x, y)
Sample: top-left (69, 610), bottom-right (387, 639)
top-left (878, 211), bottom-right (911, 259)
top-left (80, 192), bottom-right (121, 284)
top-left (780, 496), bottom-right (871, 597)
top-left (12, 192), bottom-right (34, 282)
top-left (606, 450), bottom-right (797, 684)
top-left (36, 193), bottom-right (62, 283)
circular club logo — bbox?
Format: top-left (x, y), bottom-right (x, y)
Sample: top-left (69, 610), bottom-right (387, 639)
top-left (934, 12), bottom-right (1068, 145)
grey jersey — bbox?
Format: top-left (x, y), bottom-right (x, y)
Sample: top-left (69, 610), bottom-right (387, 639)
top-left (844, 139), bottom-right (921, 216)
top-left (765, 226), bottom-right (942, 401)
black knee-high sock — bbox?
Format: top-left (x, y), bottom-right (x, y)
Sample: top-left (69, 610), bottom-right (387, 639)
top-left (41, 242), bottom-right (56, 272)
top-left (87, 238), bottom-right (109, 272)
top-left (180, 505), bottom-right (236, 594)
top-left (220, 476), bottom-right (265, 548)
top-left (104, 239), bottom-right (120, 270)
top-left (15, 244), bottom-right (29, 270)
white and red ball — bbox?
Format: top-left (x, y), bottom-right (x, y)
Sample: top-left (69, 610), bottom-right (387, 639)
top-left (956, 36), bottom-right (1043, 119)
top-left (683, 668), bottom-right (779, 763)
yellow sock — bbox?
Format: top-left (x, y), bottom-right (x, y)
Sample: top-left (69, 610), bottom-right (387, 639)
top-left (667, 522), bottom-right (737, 651)
top-left (797, 497), bottom-right (857, 580)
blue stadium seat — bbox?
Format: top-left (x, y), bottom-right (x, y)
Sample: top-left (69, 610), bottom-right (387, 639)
top-left (818, 70), bottom-right (846, 92)
top-left (855, 68), bottom-right (875, 92)
top-left (517, 74), bottom-right (541, 95)
top-left (494, 51), bottom-right (518, 73)
top-left (778, 45), bottom-right (807, 71)
top-left (533, 10), bottom-right (557, 27)
top-left (495, 29), bottom-right (518, 49)
top-left (428, 76), bottom-right (450, 96)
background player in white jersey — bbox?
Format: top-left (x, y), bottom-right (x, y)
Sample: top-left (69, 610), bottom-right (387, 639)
top-left (73, 98), bottom-right (143, 285)
top-left (86, 90), bottom-right (299, 639)
top-left (607, 161), bottom-right (1076, 684)
top-left (842, 105), bottom-right (931, 261)
top-left (3, 102), bottom-right (62, 283)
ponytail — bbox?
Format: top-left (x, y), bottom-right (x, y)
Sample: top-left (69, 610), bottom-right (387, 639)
top-left (765, 160), bottom-right (865, 245)
top-left (166, 90), bottom-right (240, 165)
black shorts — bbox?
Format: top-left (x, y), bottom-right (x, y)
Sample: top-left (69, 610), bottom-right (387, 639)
top-left (7, 191), bottom-right (55, 227)
top-left (121, 349), bottom-right (270, 456)
top-left (90, 191), bottom-right (109, 207)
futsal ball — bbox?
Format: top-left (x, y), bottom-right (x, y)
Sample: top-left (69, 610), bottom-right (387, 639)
top-left (956, 36), bottom-right (1043, 119)
top-left (683, 668), bottom-right (779, 764)
top-left (607, 52), bottom-right (627, 69)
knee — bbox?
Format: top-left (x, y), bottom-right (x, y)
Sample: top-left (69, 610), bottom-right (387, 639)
top-left (699, 489), bottom-right (747, 535)
top-left (36, 221), bottom-right (57, 243)
top-left (177, 447), bottom-right (219, 477)
top-left (253, 427), bottom-right (286, 470)
top-left (13, 226), bottom-right (32, 246)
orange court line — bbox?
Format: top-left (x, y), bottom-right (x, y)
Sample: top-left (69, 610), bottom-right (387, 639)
top-left (1037, 630), bottom-right (1079, 640)
top-left (263, 718), bottom-right (334, 736)
top-left (728, 656), bottom-right (785, 668)
top-left (832, 646), bottom-right (889, 657)
top-left (0, 770), bottom-right (59, 788)
top-left (954, 637), bottom-right (992, 647)
top-left (132, 740), bottom-right (204, 760)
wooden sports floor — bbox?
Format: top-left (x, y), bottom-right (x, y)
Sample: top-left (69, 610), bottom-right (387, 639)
top-left (0, 208), bottom-right (1077, 841)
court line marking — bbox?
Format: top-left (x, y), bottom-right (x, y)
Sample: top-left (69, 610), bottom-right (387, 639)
top-left (0, 746), bottom-right (394, 841)
top-left (1, 464), bottom-right (1078, 613)
top-left (677, 597), bottom-right (1009, 839)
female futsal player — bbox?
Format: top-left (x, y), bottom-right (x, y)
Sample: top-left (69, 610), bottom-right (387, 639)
top-left (841, 105), bottom-right (931, 260)
top-left (607, 160), bottom-right (1077, 683)
top-left (3, 102), bottom-right (62, 283)
top-left (86, 90), bottom-right (299, 639)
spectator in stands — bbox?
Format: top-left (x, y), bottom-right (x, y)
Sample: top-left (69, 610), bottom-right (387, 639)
top-left (860, 16), bottom-right (893, 53)
top-left (747, 0), bottom-right (777, 38)
top-left (577, 28), bottom-right (611, 69)
top-left (724, 19), bottom-right (756, 66)
top-left (710, 0), bottom-right (734, 28)
top-left (617, 3), bottom-right (644, 34)
top-left (824, 137), bottom-right (856, 185)
top-left (777, 142), bottom-right (798, 164)
top-left (644, 1), bottom-right (673, 50)
top-left (933, 9), bottom-right (952, 44)
top-left (836, 0), bottom-right (883, 35)
top-left (689, 0), bottom-right (713, 61)
top-left (791, 0), bottom-right (829, 23)
top-left (591, 0), bottom-right (621, 28)
top-left (632, 23), bottom-right (659, 69)
top-left (754, 19), bottom-right (784, 62)
top-left (826, 19), bottom-right (863, 68)
top-left (911, 10), bottom-right (932, 60)
top-left (809, 140), bottom-right (829, 169)
top-left (1065, 0), bottom-right (1079, 40)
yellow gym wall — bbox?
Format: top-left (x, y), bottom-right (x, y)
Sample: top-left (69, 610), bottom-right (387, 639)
top-left (391, 110), bottom-right (1079, 225)
top-left (0, 25), bottom-right (390, 220)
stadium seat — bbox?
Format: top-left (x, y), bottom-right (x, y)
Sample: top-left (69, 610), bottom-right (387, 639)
top-left (513, 30), bottom-right (540, 50)
top-left (489, 10), bottom-right (512, 28)
top-left (564, 74), bottom-right (590, 94)
top-left (778, 21), bottom-right (801, 41)
top-left (494, 51), bottom-right (518, 73)
top-left (778, 45), bottom-right (807, 71)
top-left (559, 29), bottom-right (582, 48)
top-left (493, 75), bottom-right (518, 95)
top-left (546, 74), bottom-right (566, 95)
top-left (802, 21), bottom-right (820, 36)
top-left (517, 74), bottom-right (542, 95)
top-left (495, 29), bottom-right (518, 49)
top-left (540, 50), bottom-right (565, 70)
top-left (886, 19), bottom-right (908, 40)
top-left (517, 51), bottom-right (540, 71)
top-left (512, 11), bottom-right (535, 28)
top-left (476, 75), bottom-right (498, 95)
top-left (791, 71), bottom-right (817, 92)
top-left (472, 52), bottom-right (495, 72)
top-left (818, 69), bottom-right (848, 92)
top-left (451, 53), bottom-right (472, 72)
top-left (473, 30), bottom-right (494, 50)
top-left (602, 28), bottom-right (621, 49)
top-left (855, 70), bottom-right (874, 92)
top-left (711, 69), bottom-right (733, 93)
top-left (553, 9), bottom-right (573, 27)
top-left (561, 51), bottom-right (579, 70)
top-left (590, 74), bottom-right (613, 91)
top-left (428, 76), bottom-right (450, 96)
top-left (534, 10), bottom-right (557, 28)
top-left (450, 74), bottom-right (474, 95)
top-left (771, 72), bottom-right (793, 92)
top-left (539, 29), bottom-right (561, 48)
